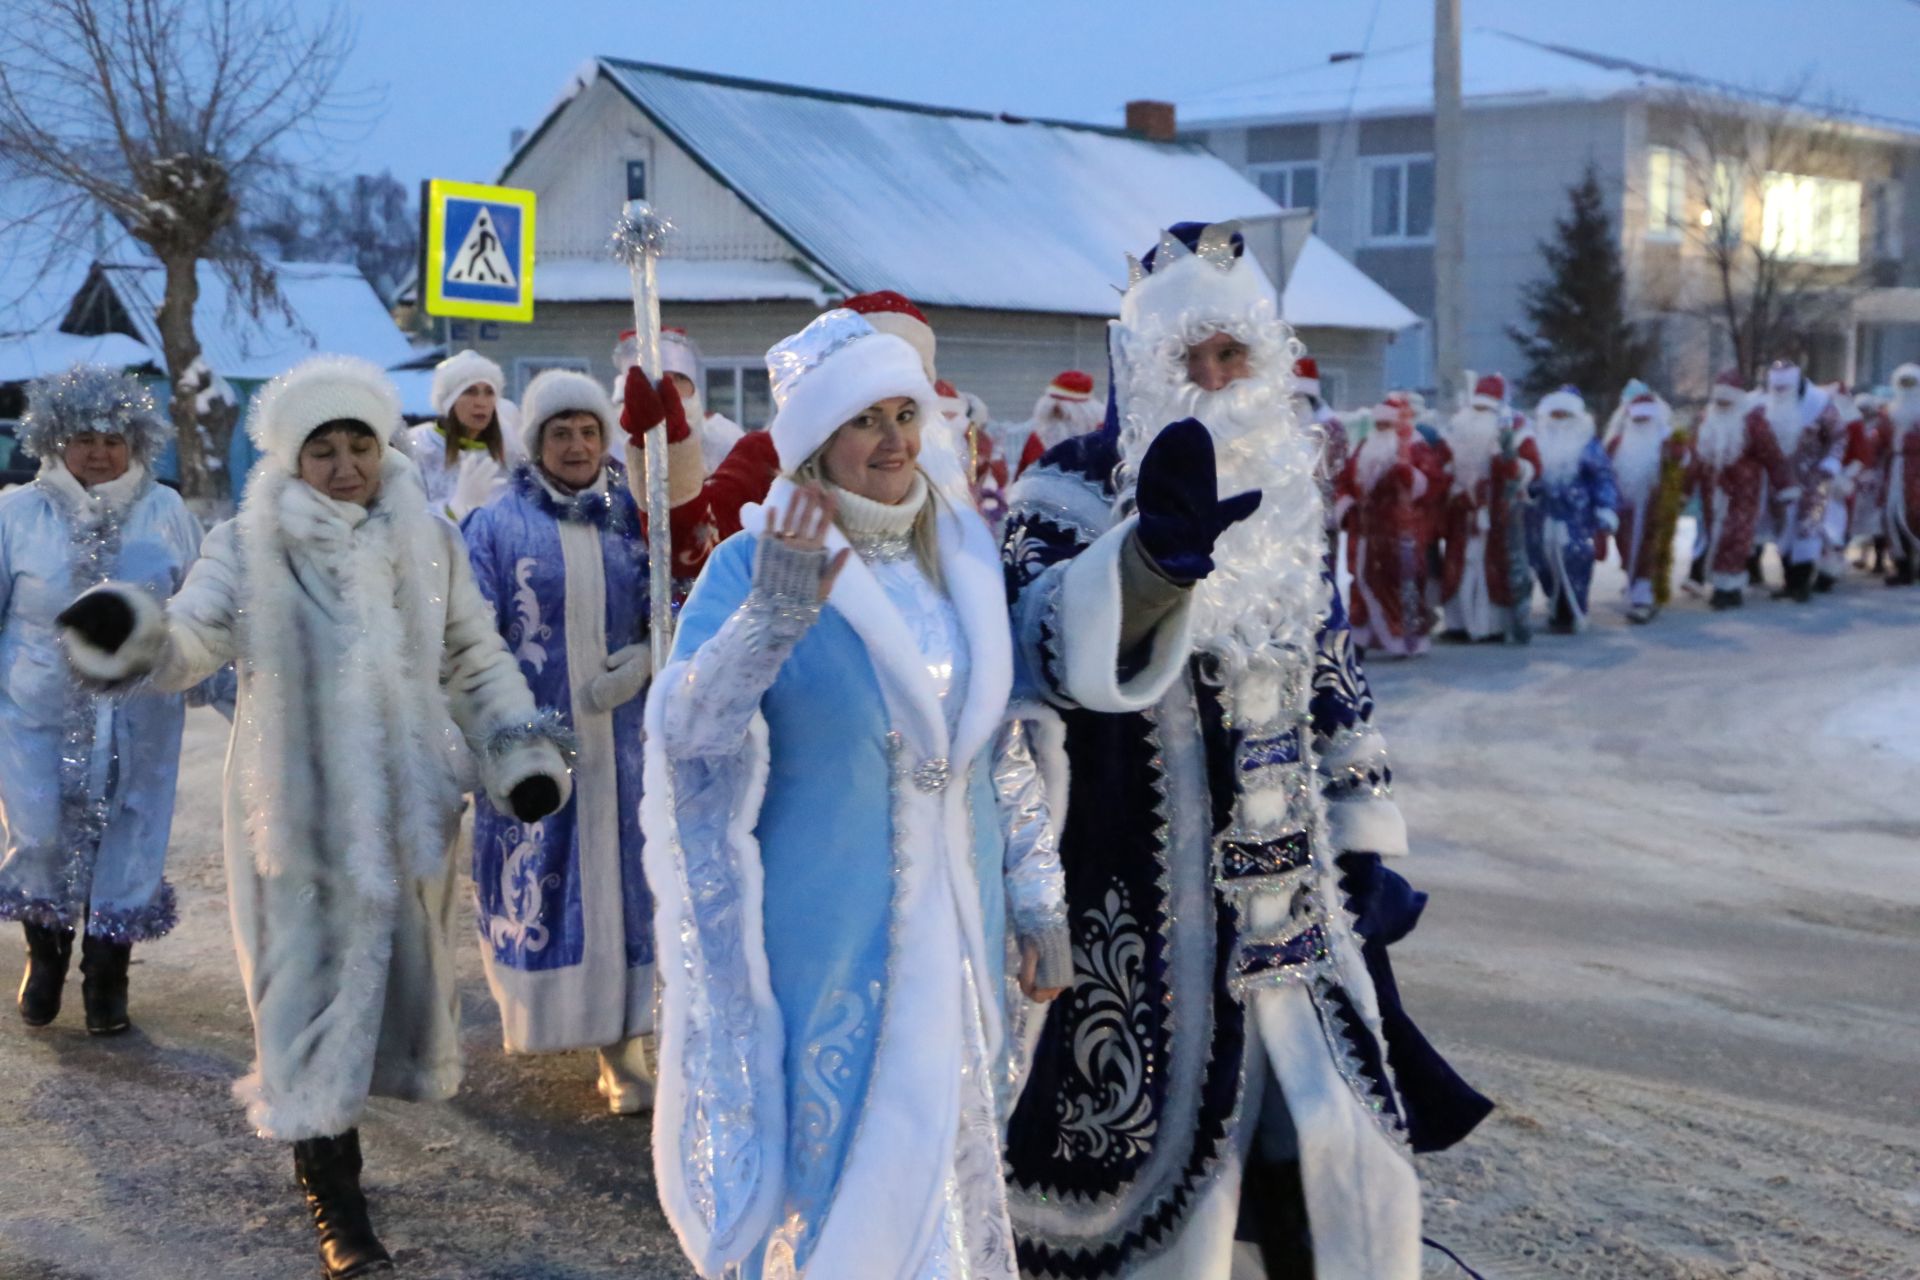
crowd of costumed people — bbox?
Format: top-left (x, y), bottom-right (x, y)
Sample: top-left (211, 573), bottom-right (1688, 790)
top-left (6, 211), bottom-right (1914, 1280)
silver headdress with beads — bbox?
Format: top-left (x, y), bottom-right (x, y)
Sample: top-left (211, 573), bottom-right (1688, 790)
top-left (18, 365), bottom-right (173, 463)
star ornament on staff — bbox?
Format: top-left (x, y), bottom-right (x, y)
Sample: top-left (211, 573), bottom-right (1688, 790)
top-left (609, 199), bottom-right (676, 668)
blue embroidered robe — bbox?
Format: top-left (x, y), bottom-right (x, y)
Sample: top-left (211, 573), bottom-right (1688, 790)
top-left (641, 477), bottom-right (1023, 1279)
top-left (1526, 435), bottom-right (1620, 624)
top-left (462, 463), bottom-right (653, 1052)
top-left (998, 428), bottom-right (1490, 1280)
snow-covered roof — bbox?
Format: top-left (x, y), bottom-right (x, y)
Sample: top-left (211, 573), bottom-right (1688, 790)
top-left (1180, 29), bottom-right (1920, 137)
top-left (533, 257), bottom-right (832, 305)
top-left (1283, 236), bottom-right (1418, 332)
top-left (97, 255), bottom-right (418, 382)
top-left (561, 59), bottom-right (1283, 316)
top-left (0, 332), bottom-right (154, 384)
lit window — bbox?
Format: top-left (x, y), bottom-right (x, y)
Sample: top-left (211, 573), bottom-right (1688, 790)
top-left (1365, 157), bottom-right (1433, 243)
top-left (1761, 172), bottom-right (1862, 265)
top-left (1647, 146), bottom-right (1684, 240)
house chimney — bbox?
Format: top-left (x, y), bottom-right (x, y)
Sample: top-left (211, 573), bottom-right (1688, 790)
top-left (509, 127), bottom-right (528, 152)
top-left (1126, 100), bottom-right (1177, 142)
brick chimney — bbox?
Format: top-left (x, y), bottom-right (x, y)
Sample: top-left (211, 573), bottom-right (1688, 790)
top-left (1126, 99), bottom-right (1177, 142)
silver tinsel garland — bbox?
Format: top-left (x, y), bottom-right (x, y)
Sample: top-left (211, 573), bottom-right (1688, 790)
top-left (19, 365), bottom-right (174, 464)
top-left (608, 201), bottom-right (673, 267)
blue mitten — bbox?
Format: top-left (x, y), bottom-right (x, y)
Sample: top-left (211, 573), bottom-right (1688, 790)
top-left (1134, 418), bottom-right (1263, 581)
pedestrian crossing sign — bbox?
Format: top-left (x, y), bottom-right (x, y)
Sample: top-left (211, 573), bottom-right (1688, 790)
top-left (424, 179), bottom-right (537, 322)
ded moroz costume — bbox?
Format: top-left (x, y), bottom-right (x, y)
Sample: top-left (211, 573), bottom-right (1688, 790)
top-left (999, 222), bottom-right (1488, 1280)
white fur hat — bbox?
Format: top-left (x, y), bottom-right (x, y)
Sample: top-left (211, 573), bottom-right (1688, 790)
top-left (766, 309), bottom-right (939, 474)
top-left (1119, 222), bottom-right (1279, 342)
top-left (519, 368), bottom-right (616, 456)
top-left (248, 355), bottom-right (405, 473)
top-left (431, 348), bottom-right (505, 417)
top-left (1535, 387), bottom-right (1589, 422)
top-left (659, 328), bottom-right (703, 384)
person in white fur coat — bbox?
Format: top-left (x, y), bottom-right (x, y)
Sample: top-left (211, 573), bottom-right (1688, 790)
top-left (55, 355), bottom-right (571, 1280)
top-left (407, 348), bottom-right (526, 522)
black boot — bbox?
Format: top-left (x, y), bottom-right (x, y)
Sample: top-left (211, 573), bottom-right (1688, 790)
top-left (1747, 549), bottom-right (1767, 587)
top-left (1709, 587), bottom-right (1744, 610)
top-left (1887, 558), bottom-right (1915, 587)
top-left (1773, 561), bottom-right (1814, 603)
top-left (18, 923), bottom-right (73, 1027)
top-left (293, 1130), bottom-right (393, 1278)
top-left (1812, 569), bottom-right (1837, 594)
top-left (78, 933), bottom-right (131, 1036)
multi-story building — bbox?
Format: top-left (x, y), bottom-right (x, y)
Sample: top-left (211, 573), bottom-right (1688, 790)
top-left (1177, 30), bottom-right (1920, 402)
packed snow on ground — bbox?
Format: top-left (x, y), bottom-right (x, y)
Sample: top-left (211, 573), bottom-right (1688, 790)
top-left (0, 528), bottom-right (1915, 1279)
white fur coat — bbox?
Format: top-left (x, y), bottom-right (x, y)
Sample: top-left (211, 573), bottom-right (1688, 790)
top-left (72, 450), bottom-right (568, 1140)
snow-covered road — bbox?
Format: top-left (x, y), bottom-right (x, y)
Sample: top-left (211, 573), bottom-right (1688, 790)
top-left (0, 547), bottom-right (1915, 1279)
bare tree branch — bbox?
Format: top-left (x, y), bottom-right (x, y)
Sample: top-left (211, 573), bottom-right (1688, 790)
top-left (0, 0), bottom-right (373, 499)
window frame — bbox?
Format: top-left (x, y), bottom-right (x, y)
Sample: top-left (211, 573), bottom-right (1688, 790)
top-left (625, 159), bottom-right (648, 202)
top-left (1645, 145), bottom-right (1685, 243)
top-left (702, 359), bottom-right (774, 431)
top-left (1249, 160), bottom-right (1321, 211)
top-left (513, 357), bottom-right (591, 399)
top-left (1360, 154), bottom-right (1436, 246)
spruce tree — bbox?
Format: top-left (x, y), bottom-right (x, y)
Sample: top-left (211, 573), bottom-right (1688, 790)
top-left (1507, 165), bottom-right (1654, 408)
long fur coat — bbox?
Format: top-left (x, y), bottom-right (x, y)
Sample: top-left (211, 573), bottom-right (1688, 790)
top-left (70, 450), bottom-right (569, 1140)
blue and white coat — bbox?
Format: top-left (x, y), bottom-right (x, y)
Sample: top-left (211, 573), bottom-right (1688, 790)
top-left (462, 461), bottom-right (653, 1053)
top-left (642, 477), bottom-right (1063, 1280)
top-left (0, 462), bottom-right (201, 940)
top-left (1526, 429), bottom-right (1621, 629)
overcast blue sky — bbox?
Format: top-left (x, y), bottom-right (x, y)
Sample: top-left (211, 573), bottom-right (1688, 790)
top-left (327, 0), bottom-right (1919, 185)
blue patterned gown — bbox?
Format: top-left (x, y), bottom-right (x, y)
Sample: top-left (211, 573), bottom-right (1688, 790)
top-left (1526, 434), bottom-right (1621, 629)
top-left (462, 461), bottom-right (654, 1052)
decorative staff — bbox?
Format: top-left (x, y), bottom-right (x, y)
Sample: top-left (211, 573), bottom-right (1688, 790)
top-left (1499, 422), bottom-right (1534, 644)
top-left (609, 200), bottom-right (675, 668)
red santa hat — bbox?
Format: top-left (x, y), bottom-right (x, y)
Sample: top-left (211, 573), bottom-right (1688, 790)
top-left (1047, 370), bottom-right (1094, 402)
top-left (1293, 356), bottom-right (1321, 399)
top-left (842, 290), bottom-right (937, 382)
top-left (1626, 391), bottom-right (1661, 421)
top-left (766, 309), bottom-right (940, 474)
top-left (1471, 372), bottom-right (1508, 411)
top-left (1713, 368), bottom-right (1747, 391)
top-left (934, 377), bottom-right (968, 421)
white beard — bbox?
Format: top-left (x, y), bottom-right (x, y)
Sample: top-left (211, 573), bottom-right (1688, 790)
top-left (1890, 391), bottom-right (1920, 433)
top-left (1442, 407), bottom-right (1501, 493)
top-left (1028, 398), bottom-right (1102, 451)
top-left (1612, 420), bottom-right (1666, 504)
top-left (1766, 391), bottom-right (1806, 454)
top-left (1536, 419), bottom-right (1593, 485)
top-left (1116, 336), bottom-right (1329, 680)
top-left (1351, 424), bottom-right (1404, 494)
top-left (1695, 405), bottom-right (1748, 470)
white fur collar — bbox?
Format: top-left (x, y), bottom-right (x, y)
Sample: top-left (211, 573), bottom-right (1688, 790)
top-left (37, 460), bottom-right (151, 525)
top-left (744, 476), bottom-right (1011, 767)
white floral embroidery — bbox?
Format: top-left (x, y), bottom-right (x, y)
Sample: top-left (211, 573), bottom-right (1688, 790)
top-left (509, 556), bottom-right (551, 673)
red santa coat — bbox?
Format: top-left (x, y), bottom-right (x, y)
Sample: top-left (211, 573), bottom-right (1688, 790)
top-left (1337, 429), bottom-right (1447, 656)
top-left (1440, 429), bottom-right (1542, 609)
top-left (1887, 404), bottom-right (1920, 552)
top-left (1690, 416), bottom-right (1795, 578)
top-left (1844, 409), bottom-right (1894, 538)
top-left (1765, 396), bottom-right (1845, 549)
